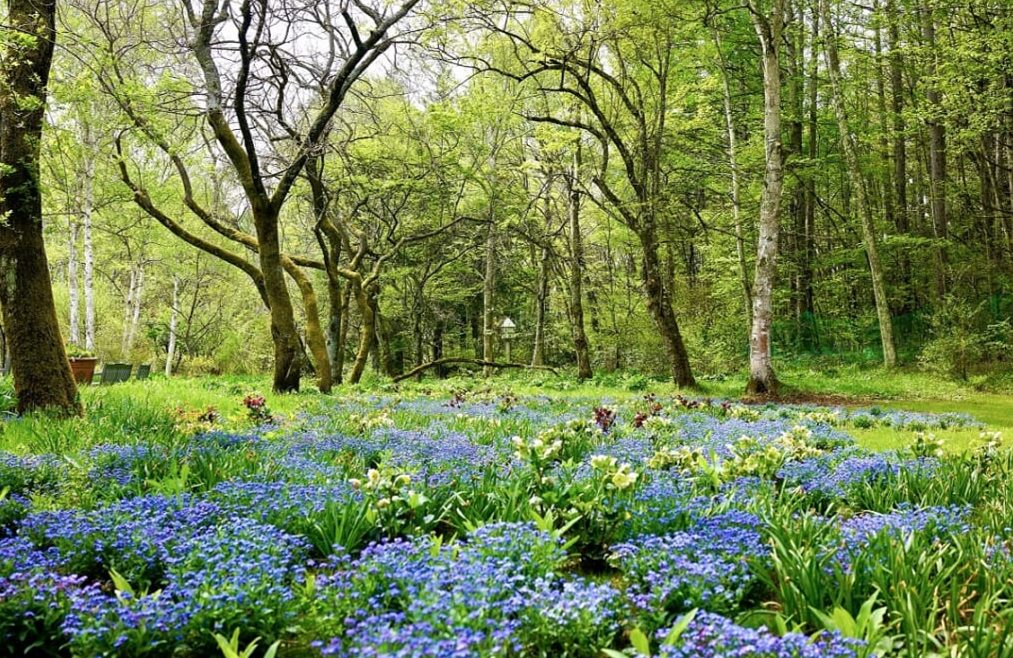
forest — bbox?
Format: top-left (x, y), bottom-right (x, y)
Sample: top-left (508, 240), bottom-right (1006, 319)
top-left (1, 0), bottom-right (1011, 412)
top-left (3, 1), bottom-right (1013, 658)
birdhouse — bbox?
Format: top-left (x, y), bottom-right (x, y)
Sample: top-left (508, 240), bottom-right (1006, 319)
top-left (499, 317), bottom-right (516, 339)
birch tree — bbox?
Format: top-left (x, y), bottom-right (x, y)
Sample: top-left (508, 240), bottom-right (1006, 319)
top-left (745, 0), bottom-right (786, 394)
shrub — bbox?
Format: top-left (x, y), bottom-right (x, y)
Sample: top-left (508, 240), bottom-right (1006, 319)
top-left (918, 297), bottom-right (988, 380)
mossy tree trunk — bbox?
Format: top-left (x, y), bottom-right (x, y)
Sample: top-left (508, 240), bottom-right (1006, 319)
top-left (0, 0), bottom-right (80, 415)
top-left (252, 207), bottom-right (305, 392)
top-left (638, 224), bottom-right (695, 388)
top-left (566, 145), bottom-right (592, 380)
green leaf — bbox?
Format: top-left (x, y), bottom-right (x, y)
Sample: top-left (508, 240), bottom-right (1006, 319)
top-left (663, 608), bottom-right (698, 645)
top-left (109, 568), bottom-right (134, 597)
top-left (211, 630), bottom-right (238, 658)
top-left (629, 627), bottom-right (651, 656)
top-left (831, 607), bottom-right (857, 636)
top-left (429, 534), bottom-right (444, 558)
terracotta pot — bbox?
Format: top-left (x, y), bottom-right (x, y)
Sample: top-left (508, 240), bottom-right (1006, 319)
top-left (69, 357), bottom-right (98, 384)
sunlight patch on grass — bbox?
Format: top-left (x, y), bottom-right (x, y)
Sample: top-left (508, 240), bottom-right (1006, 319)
top-left (850, 426), bottom-right (993, 455)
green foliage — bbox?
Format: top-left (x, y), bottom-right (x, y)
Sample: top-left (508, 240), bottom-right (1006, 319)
top-left (65, 344), bottom-right (95, 359)
top-left (811, 594), bottom-right (896, 658)
top-left (919, 298), bottom-right (990, 380)
top-left (304, 498), bottom-right (374, 557)
top-left (213, 629), bottom-right (279, 658)
top-left (0, 376), bottom-right (16, 414)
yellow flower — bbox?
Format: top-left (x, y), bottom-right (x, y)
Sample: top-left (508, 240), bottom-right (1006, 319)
top-left (611, 467), bottom-right (639, 490)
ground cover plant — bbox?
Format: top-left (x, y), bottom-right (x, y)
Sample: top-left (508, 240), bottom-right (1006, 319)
top-left (1, 376), bottom-right (1012, 657)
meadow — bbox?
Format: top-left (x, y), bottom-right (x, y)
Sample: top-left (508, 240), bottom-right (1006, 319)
top-left (1, 371), bottom-right (1012, 657)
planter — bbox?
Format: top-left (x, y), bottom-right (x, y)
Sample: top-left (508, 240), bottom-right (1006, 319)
top-left (69, 357), bottom-right (98, 384)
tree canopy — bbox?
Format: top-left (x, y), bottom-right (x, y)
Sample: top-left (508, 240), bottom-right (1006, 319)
top-left (2, 0), bottom-right (1012, 408)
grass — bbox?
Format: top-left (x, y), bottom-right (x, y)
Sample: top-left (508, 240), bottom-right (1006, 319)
top-left (691, 365), bottom-right (1012, 453)
top-left (845, 392), bottom-right (1013, 454)
top-left (849, 426), bottom-right (990, 454)
top-left (0, 375), bottom-right (310, 454)
top-left (0, 364), bottom-right (1009, 455)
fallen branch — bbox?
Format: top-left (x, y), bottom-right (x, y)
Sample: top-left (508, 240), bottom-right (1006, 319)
top-left (392, 358), bottom-right (558, 383)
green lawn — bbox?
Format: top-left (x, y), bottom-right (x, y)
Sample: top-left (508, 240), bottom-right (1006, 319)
top-left (849, 426), bottom-right (991, 454)
top-left (848, 394), bottom-right (1011, 454)
top-left (1, 366), bottom-right (1009, 455)
top-left (699, 365), bottom-right (1013, 454)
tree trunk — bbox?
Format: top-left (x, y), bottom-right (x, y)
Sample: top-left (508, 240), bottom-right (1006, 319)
top-left (786, 1), bottom-right (805, 343)
top-left (820, 0), bottom-right (898, 367)
top-left (284, 262), bottom-right (331, 392)
top-left (746, 3), bottom-right (785, 395)
top-left (800, 2), bottom-right (819, 350)
top-left (921, 0), bottom-right (948, 296)
top-left (531, 244), bottom-right (549, 367)
top-left (0, 320), bottom-right (8, 373)
top-left (1005, 109), bottom-right (1013, 258)
top-left (0, 0), bottom-right (79, 414)
top-left (308, 155), bottom-right (342, 388)
top-left (566, 148), bottom-right (592, 380)
top-left (482, 220), bottom-right (496, 376)
top-left (122, 268), bottom-right (137, 356)
top-left (326, 275), bottom-right (344, 385)
top-left (873, 1), bottom-right (896, 231)
top-left (348, 279), bottom-right (372, 384)
top-left (715, 32), bottom-right (753, 321)
top-left (81, 123), bottom-right (97, 352)
top-left (886, 0), bottom-right (907, 231)
top-left (373, 294), bottom-right (395, 377)
top-left (988, 135), bottom-right (1010, 258)
top-left (885, 0), bottom-right (911, 311)
top-left (337, 284), bottom-right (351, 382)
top-left (432, 318), bottom-right (446, 378)
top-left (126, 266), bottom-right (144, 356)
top-left (412, 282), bottom-right (425, 381)
top-left (1005, 117), bottom-right (1013, 258)
top-left (165, 275), bottom-right (179, 376)
top-left (68, 221), bottom-right (80, 346)
top-left (253, 209), bottom-right (304, 392)
top-left (369, 324), bottom-right (380, 373)
top-left (413, 315), bottom-right (424, 380)
top-left (638, 225), bottom-right (695, 387)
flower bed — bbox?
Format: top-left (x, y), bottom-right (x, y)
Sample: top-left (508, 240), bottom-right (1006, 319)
top-left (0, 389), bottom-right (1009, 657)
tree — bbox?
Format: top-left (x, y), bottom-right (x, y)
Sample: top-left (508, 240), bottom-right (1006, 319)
top-left (76, 0), bottom-right (421, 392)
top-left (744, 0), bottom-right (786, 394)
top-left (0, 0), bottom-right (79, 414)
top-left (165, 275), bottom-right (179, 376)
top-left (820, 0), bottom-right (897, 367)
top-left (462, 0), bottom-right (700, 386)
top-left (566, 136), bottom-right (593, 379)
top-left (17, 0), bottom-right (1009, 386)
top-left (711, 24), bottom-right (752, 324)
top-left (920, 0), bottom-right (947, 297)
